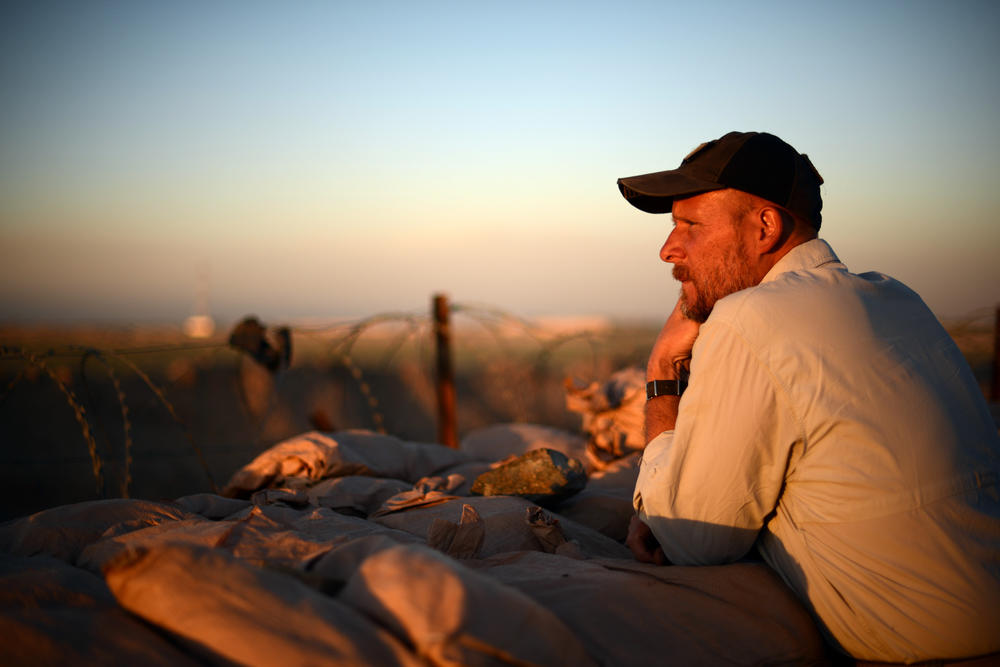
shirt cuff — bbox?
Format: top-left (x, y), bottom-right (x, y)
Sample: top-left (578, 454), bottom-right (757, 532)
top-left (634, 430), bottom-right (675, 515)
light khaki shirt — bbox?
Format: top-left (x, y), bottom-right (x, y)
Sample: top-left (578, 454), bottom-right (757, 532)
top-left (635, 239), bottom-right (1000, 662)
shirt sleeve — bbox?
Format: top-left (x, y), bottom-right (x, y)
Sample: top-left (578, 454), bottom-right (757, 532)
top-left (633, 319), bottom-right (801, 565)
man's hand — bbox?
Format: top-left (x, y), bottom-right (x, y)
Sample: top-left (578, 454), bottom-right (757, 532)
top-left (626, 514), bottom-right (667, 565)
top-left (645, 295), bottom-right (701, 443)
top-left (647, 295), bottom-right (701, 380)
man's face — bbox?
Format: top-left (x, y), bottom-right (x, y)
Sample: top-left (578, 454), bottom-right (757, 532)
top-left (661, 189), bottom-right (757, 323)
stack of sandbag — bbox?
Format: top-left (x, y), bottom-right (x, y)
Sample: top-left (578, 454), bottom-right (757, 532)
top-left (0, 428), bottom-right (831, 665)
top-left (565, 366), bottom-right (646, 467)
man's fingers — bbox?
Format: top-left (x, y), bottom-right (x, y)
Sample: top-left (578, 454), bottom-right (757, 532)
top-left (626, 515), bottom-right (665, 565)
top-left (652, 546), bottom-right (667, 566)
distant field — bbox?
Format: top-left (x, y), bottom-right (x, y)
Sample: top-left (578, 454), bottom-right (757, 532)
top-left (1, 309), bottom-right (995, 522)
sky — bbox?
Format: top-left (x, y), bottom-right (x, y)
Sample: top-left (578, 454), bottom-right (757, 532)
top-left (1, 0), bottom-right (998, 326)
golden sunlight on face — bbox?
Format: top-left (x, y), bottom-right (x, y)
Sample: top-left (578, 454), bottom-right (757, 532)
top-left (662, 190), bottom-right (756, 323)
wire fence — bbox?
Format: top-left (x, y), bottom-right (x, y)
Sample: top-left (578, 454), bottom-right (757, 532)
top-left (2, 299), bottom-right (995, 519)
top-left (0, 297), bottom-right (653, 512)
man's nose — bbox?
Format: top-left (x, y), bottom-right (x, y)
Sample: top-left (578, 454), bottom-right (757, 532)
top-left (659, 229), bottom-right (683, 263)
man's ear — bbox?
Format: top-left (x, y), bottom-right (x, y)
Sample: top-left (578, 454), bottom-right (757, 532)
top-left (757, 206), bottom-right (787, 254)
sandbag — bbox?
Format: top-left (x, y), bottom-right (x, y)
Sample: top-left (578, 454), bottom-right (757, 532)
top-left (77, 518), bottom-right (234, 573)
top-left (552, 452), bottom-right (640, 541)
top-left (223, 430), bottom-right (476, 497)
top-left (339, 543), bottom-right (597, 667)
top-left (218, 504), bottom-right (420, 569)
top-left (174, 493), bottom-right (253, 519)
top-left (309, 534), bottom-right (414, 583)
top-left (284, 505), bottom-right (422, 547)
top-left (104, 542), bottom-right (422, 666)
top-left (372, 495), bottom-right (631, 559)
top-left (304, 475), bottom-right (411, 516)
top-left (0, 499), bottom-right (197, 563)
top-left (0, 554), bottom-right (202, 666)
top-left (565, 366), bottom-right (646, 465)
top-left (426, 460), bottom-right (494, 496)
top-left (552, 492), bottom-right (633, 542)
top-left (466, 551), bottom-right (830, 666)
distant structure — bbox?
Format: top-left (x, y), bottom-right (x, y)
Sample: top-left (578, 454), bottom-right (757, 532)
top-left (183, 262), bottom-right (216, 338)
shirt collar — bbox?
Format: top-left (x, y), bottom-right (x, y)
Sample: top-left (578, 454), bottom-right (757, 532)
top-left (760, 238), bottom-right (840, 285)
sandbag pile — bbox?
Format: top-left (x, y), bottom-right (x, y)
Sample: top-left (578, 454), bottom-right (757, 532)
top-left (565, 366), bottom-right (647, 467)
top-left (0, 427), bottom-right (830, 666)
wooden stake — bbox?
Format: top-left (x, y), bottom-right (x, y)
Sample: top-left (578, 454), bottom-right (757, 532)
top-left (433, 293), bottom-right (458, 448)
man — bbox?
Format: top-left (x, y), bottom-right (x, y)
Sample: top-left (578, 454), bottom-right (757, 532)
top-left (618, 131), bottom-right (1000, 663)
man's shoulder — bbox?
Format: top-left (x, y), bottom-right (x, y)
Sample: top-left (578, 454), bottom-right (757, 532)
top-left (708, 255), bottom-right (929, 347)
top-left (710, 266), bottom-right (838, 328)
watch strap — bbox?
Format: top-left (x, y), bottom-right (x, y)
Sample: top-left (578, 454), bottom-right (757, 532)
top-left (646, 379), bottom-right (687, 400)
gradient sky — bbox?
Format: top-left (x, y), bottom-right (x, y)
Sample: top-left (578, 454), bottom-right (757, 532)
top-left (1, 0), bottom-right (998, 325)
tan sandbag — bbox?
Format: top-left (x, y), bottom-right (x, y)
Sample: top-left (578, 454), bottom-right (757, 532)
top-left (372, 496), bottom-right (631, 559)
top-left (0, 499), bottom-right (197, 563)
top-left (565, 366), bottom-right (646, 465)
top-left (466, 551), bottom-right (830, 666)
top-left (220, 504), bottom-right (422, 570)
top-left (286, 505), bottom-right (423, 546)
top-left (173, 493), bottom-right (252, 519)
top-left (552, 453), bottom-right (640, 541)
top-left (553, 492), bottom-right (634, 542)
top-left (310, 534), bottom-right (416, 583)
top-left (339, 543), bottom-right (597, 667)
top-left (222, 432), bottom-right (338, 497)
top-left (427, 503), bottom-right (486, 559)
top-left (77, 518), bottom-right (234, 573)
top-left (218, 505), bottom-right (338, 568)
top-left (430, 460), bottom-right (494, 495)
top-left (104, 542), bottom-right (422, 667)
top-left (325, 430), bottom-right (476, 481)
top-left (0, 554), bottom-right (202, 666)
top-left (371, 474), bottom-right (465, 518)
top-left (223, 430), bottom-right (476, 497)
top-left (584, 450), bottom-right (641, 491)
top-left (304, 475), bottom-right (411, 516)
top-left (460, 423), bottom-right (592, 471)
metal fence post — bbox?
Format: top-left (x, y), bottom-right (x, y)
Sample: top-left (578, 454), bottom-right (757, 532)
top-left (433, 293), bottom-right (458, 447)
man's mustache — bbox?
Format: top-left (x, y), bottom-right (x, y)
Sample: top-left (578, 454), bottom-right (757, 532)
top-left (673, 265), bottom-right (691, 282)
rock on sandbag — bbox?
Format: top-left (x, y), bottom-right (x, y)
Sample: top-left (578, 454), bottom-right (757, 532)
top-left (471, 448), bottom-right (586, 505)
top-left (460, 423), bottom-right (590, 471)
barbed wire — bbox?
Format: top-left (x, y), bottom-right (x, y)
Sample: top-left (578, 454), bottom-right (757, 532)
top-left (5, 301), bottom-right (992, 504)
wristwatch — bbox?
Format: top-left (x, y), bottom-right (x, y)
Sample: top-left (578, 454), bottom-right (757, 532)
top-left (646, 379), bottom-right (687, 400)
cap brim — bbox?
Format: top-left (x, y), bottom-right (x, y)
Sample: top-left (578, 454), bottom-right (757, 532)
top-left (617, 170), bottom-right (724, 214)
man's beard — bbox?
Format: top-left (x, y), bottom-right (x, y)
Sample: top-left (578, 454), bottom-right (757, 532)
top-left (673, 241), bottom-right (756, 323)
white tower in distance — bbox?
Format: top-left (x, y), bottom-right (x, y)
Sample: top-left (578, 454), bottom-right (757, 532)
top-left (183, 261), bottom-right (216, 338)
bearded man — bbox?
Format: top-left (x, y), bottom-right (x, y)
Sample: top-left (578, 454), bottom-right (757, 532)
top-left (618, 132), bottom-right (1000, 664)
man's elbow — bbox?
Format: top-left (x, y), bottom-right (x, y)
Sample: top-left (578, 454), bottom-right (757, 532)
top-left (642, 513), bottom-right (759, 566)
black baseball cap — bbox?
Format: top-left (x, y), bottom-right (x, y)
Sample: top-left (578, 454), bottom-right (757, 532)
top-left (617, 131), bottom-right (824, 227)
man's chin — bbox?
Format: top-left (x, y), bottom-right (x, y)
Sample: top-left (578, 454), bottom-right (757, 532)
top-left (679, 291), bottom-right (712, 323)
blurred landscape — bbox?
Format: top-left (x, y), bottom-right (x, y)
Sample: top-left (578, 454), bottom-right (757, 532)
top-left (1, 303), bottom-right (996, 523)
top-left (0, 303), bottom-right (653, 521)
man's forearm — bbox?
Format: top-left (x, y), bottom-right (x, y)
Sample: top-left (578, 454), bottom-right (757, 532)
top-left (645, 392), bottom-right (680, 443)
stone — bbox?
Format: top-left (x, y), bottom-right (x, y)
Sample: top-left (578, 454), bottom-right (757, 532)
top-left (470, 449), bottom-right (587, 505)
